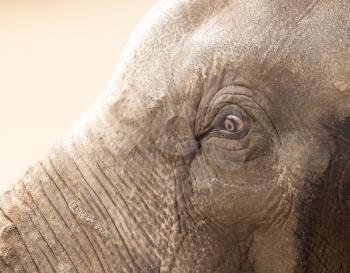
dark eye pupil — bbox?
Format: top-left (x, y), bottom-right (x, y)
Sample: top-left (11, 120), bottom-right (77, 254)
top-left (223, 115), bottom-right (245, 132)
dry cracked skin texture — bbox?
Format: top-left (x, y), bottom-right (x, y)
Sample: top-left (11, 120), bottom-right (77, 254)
top-left (0, 0), bottom-right (349, 272)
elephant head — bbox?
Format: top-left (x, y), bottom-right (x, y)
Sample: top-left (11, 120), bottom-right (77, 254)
top-left (0, 0), bottom-right (349, 272)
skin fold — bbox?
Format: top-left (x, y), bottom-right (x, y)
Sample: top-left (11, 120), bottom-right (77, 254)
top-left (0, 0), bottom-right (349, 272)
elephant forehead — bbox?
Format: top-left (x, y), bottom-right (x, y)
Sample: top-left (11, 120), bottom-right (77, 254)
top-left (114, 0), bottom-right (349, 121)
top-left (172, 0), bottom-right (350, 116)
top-left (179, 0), bottom-right (347, 80)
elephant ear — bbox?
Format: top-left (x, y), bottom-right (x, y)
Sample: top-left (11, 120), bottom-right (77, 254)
top-left (340, 116), bottom-right (350, 138)
top-left (297, 114), bottom-right (350, 272)
top-left (333, 116), bottom-right (350, 212)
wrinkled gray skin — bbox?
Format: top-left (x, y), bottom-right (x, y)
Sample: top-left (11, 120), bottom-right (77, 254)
top-left (0, 0), bottom-right (349, 272)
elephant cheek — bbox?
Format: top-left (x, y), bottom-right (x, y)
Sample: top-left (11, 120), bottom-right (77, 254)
top-left (188, 150), bottom-right (280, 228)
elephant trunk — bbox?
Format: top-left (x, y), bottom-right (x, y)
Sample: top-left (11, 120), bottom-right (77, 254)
top-left (0, 93), bottom-right (182, 272)
top-left (0, 87), bottom-right (243, 273)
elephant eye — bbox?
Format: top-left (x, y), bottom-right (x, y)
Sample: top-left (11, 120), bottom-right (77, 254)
top-left (198, 108), bottom-right (251, 140)
top-left (223, 114), bottom-right (246, 133)
top-left (204, 108), bottom-right (250, 139)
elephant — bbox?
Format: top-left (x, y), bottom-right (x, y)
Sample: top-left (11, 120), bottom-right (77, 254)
top-left (0, 0), bottom-right (349, 272)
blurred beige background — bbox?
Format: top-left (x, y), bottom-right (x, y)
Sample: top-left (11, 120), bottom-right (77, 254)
top-left (0, 1), bottom-right (157, 191)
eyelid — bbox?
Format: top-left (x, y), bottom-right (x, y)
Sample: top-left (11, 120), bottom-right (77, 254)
top-left (210, 106), bottom-right (247, 128)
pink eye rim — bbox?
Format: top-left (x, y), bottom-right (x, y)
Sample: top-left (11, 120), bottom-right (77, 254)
top-left (211, 110), bottom-right (251, 140)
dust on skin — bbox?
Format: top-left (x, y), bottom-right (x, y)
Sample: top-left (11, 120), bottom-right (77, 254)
top-left (335, 81), bottom-right (350, 93)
